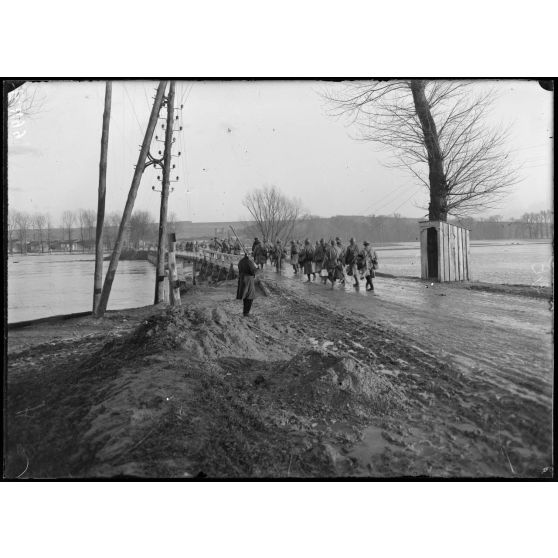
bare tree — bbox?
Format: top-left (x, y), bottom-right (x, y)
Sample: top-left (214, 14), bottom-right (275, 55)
top-left (8, 210), bottom-right (19, 255)
top-left (61, 210), bottom-right (76, 252)
top-left (33, 213), bottom-right (47, 252)
top-left (15, 211), bottom-right (32, 254)
top-left (521, 212), bottom-right (536, 239)
top-left (488, 214), bottom-right (504, 222)
top-left (83, 209), bottom-right (96, 243)
top-left (548, 210), bottom-right (554, 238)
top-left (129, 210), bottom-right (155, 249)
top-left (104, 212), bottom-right (121, 250)
top-left (78, 209), bottom-right (88, 252)
top-left (45, 213), bottom-right (53, 251)
top-left (324, 80), bottom-right (521, 220)
top-left (7, 82), bottom-right (45, 128)
top-left (243, 185), bottom-right (303, 244)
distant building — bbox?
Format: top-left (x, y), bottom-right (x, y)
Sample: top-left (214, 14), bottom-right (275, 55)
top-left (27, 241), bottom-right (43, 253)
top-left (76, 239), bottom-right (96, 251)
top-left (59, 239), bottom-right (79, 252)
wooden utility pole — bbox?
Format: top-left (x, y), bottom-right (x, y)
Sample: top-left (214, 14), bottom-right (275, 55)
top-left (167, 232), bottom-right (181, 306)
top-left (96, 80), bottom-right (168, 317)
top-left (93, 81), bottom-right (112, 315)
top-left (154, 81), bottom-right (176, 304)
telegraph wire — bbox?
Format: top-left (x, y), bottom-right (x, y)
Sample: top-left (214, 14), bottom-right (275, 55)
top-left (391, 187), bottom-right (420, 214)
top-left (123, 83), bottom-right (144, 138)
top-left (361, 180), bottom-right (412, 215)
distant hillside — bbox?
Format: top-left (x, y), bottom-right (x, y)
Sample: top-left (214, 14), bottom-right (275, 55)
top-left (173, 220), bottom-right (251, 240)
top-left (236, 215), bottom-right (420, 244)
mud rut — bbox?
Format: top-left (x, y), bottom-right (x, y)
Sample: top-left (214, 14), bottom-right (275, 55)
top-left (258, 274), bottom-right (553, 477)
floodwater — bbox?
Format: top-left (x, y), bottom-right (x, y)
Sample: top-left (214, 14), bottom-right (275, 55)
top-left (7, 253), bottom-right (157, 323)
top-left (7, 239), bottom-right (552, 323)
top-left (374, 239), bottom-right (553, 287)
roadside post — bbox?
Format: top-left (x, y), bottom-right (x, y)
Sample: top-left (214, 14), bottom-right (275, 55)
top-left (168, 232), bottom-right (181, 306)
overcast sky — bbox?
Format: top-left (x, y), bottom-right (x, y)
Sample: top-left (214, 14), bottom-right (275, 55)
top-left (8, 80), bottom-right (553, 225)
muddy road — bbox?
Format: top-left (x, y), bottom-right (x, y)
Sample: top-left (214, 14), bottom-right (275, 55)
top-left (270, 269), bottom-right (553, 407)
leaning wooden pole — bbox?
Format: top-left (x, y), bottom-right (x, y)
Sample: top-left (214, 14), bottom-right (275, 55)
top-left (167, 232), bottom-right (181, 306)
top-left (95, 80), bottom-right (168, 317)
top-left (93, 81), bottom-right (112, 315)
top-left (154, 81), bottom-right (176, 304)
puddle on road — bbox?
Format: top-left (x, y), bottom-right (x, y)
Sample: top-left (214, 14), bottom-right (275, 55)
top-left (330, 421), bottom-right (355, 436)
top-left (347, 424), bottom-right (391, 469)
top-left (379, 368), bottom-right (400, 378)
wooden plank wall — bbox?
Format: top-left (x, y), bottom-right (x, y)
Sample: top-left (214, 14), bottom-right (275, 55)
top-left (465, 228), bottom-right (471, 280)
top-left (456, 225), bottom-right (459, 281)
top-left (440, 222), bottom-right (447, 281)
top-left (420, 228), bottom-right (428, 278)
top-left (438, 223), bottom-right (444, 281)
top-left (435, 222), bottom-right (470, 282)
top-left (444, 222), bottom-right (450, 281)
top-left (420, 221), bottom-right (470, 282)
top-left (455, 228), bottom-right (463, 281)
top-left (460, 227), bottom-right (466, 280)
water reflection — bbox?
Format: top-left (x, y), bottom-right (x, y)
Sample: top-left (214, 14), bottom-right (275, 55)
top-left (8, 253), bottom-right (155, 323)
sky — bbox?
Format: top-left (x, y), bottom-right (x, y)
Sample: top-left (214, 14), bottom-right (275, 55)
top-left (7, 79), bottom-right (553, 225)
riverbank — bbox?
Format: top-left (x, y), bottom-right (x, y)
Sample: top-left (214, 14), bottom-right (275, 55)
top-left (5, 275), bottom-right (553, 478)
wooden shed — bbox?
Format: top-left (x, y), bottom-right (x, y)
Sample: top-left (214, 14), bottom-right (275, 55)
top-left (419, 221), bottom-right (470, 282)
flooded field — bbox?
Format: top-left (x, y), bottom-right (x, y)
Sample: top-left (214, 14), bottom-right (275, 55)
top-left (374, 239), bottom-right (552, 287)
top-left (7, 254), bottom-right (156, 323)
top-left (7, 239), bottom-right (553, 323)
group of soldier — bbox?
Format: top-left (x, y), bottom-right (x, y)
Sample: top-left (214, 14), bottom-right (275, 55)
top-left (177, 238), bottom-right (244, 253)
top-left (209, 237), bottom-right (243, 254)
top-left (250, 236), bottom-right (378, 291)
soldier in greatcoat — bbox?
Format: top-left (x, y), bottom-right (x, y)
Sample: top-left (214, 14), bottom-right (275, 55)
top-left (237, 252), bottom-right (258, 316)
top-left (299, 239), bottom-right (316, 282)
top-left (362, 240), bottom-right (378, 292)
top-left (290, 240), bottom-right (300, 274)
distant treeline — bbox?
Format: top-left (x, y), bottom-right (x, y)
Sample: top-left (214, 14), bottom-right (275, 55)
top-left (8, 208), bottom-right (553, 256)
top-left (241, 211), bottom-right (553, 244)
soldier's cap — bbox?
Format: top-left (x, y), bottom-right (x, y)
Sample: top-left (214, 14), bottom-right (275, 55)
top-left (363, 241), bottom-right (370, 245)
top-left (335, 237), bottom-right (341, 241)
top-left (349, 237), bottom-right (355, 242)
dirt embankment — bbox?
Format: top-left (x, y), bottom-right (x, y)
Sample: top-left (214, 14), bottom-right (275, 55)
top-left (5, 280), bottom-right (553, 479)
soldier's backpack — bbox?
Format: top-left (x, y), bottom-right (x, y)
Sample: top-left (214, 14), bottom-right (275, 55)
top-left (356, 252), bottom-right (366, 270)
